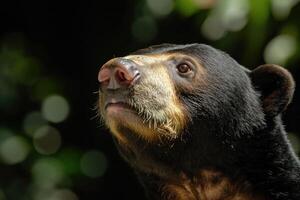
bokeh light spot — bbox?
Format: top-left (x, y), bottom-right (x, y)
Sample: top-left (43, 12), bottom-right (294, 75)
top-left (42, 95), bottom-right (70, 123)
top-left (146, 0), bottom-right (174, 17)
top-left (264, 34), bottom-right (297, 65)
top-left (33, 126), bottom-right (62, 155)
top-left (80, 151), bottom-right (108, 178)
top-left (32, 158), bottom-right (65, 188)
top-left (33, 189), bottom-right (78, 200)
top-left (23, 111), bottom-right (48, 137)
top-left (0, 188), bottom-right (6, 200)
top-left (201, 15), bottom-right (226, 40)
top-left (132, 16), bottom-right (158, 43)
top-left (0, 136), bottom-right (30, 165)
top-left (221, 0), bottom-right (249, 31)
top-left (49, 189), bottom-right (78, 200)
top-left (201, 0), bottom-right (249, 40)
top-left (271, 0), bottom-right (300, 20)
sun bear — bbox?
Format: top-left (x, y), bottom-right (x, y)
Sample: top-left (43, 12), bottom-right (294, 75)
top-left (97, 44), bottom-right (300, 200)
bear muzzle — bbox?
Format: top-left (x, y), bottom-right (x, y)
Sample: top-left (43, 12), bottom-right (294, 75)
top-left (98, 57), bottom-right (141, 90)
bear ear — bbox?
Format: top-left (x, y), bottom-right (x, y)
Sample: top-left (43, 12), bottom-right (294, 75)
top-left (250, 64), bottom-right (295, 117)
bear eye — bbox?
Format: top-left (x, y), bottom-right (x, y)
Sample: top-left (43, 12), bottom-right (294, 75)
top-left (176, 63), bottom-right (192, 74)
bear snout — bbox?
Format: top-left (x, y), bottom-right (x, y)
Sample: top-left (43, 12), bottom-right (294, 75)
top-left (98, 58), bottom-right (141, 90)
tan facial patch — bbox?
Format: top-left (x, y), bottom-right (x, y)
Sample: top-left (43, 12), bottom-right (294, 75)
top-left (125, 53), bottom-right (207, 93)
top-left (99, 53), bottom-right (205, 144)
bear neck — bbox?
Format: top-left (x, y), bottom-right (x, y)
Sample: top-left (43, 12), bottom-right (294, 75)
top-left (115, 115), bottom-right (300, 199)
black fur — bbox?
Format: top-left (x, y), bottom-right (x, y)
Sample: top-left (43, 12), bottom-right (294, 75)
top-left (111, 44), bottom-right (300, 199)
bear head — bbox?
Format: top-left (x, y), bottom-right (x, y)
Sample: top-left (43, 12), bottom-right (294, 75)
top-left (97, 44), bottom-right (295, 173)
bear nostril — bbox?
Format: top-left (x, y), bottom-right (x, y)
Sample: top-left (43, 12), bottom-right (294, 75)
top-left (115, 67), bottom-right (135, 84)
top-left (99, 58), bottom-right (140, 90)
top-left (98, 67), bottom-right (111, 84)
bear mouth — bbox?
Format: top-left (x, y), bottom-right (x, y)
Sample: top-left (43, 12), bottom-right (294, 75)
top-left (101, 88), bottom-right (170, 128)
top-left (103, 96), bottom-right (141, 119)
top-left (105, 101), bottom-right (132, 110)
top-left (99, 81), bottom-right (186, 141)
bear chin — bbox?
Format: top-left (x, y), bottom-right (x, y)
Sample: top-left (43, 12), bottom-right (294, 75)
top-left (105, 102), bottom-right (136, 118)
top-left (104, 103), bottom-right (184, 143)
top-left (104, 103), bottom-right (159, 142)
top-left (105, 103), bottom-right (141, 129)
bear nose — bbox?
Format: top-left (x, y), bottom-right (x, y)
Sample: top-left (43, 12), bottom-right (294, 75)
top-left (98, 58), bottom-right (140, 90)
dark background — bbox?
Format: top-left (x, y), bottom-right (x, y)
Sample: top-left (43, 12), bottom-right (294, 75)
top-left (1, 0), bottom-right (300, 199)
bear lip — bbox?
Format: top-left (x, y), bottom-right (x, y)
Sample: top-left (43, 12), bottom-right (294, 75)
top-left (105, 101), bottom-right (131, 110)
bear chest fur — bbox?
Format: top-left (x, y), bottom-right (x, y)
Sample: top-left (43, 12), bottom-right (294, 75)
top-left (160, 169), bottom-right (265, 200)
